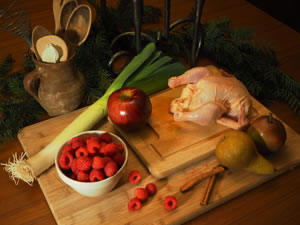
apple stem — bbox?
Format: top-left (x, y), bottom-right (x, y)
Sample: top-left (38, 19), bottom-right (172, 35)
top-left (268, 113), bottom-right (273, 123)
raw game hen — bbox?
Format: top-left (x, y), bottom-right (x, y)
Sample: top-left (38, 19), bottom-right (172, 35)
top-left (168, 65), bottom-right (252, 130)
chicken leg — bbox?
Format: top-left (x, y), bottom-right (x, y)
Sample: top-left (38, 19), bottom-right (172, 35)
top-left (168, 67), bottom-right (211, 88)
top-left (173, 101), bottom-right (227, 126)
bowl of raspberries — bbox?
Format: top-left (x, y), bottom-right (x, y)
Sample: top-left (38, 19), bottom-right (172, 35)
top-left (55, 130), bottom-right (128, 197)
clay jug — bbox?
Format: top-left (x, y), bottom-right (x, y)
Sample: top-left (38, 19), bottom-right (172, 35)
top-left (24, 54), bottom-right (85, 116)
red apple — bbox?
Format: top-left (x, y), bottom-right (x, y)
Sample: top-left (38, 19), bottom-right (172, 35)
top-left (107, 87), bottom-right (152, 131)
top-left (247, 113), bottom-right (287, 154)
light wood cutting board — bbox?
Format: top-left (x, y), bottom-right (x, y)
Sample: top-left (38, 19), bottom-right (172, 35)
top-left (17, 88), bottom-right (300, 225)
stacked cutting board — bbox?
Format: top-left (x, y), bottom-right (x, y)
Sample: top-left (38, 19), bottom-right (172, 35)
top-left (18, 86), bottom-right (300, 225)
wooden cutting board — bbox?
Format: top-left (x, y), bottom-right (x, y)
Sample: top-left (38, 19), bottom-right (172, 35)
top-left (17, 88), bottom-right (300, 225)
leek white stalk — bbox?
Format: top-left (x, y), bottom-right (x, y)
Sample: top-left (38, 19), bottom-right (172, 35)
top-left (2, 43), bottom-right (156, 185)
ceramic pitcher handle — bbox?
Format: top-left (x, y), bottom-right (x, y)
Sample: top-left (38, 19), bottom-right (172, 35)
top-left (23, 69), bottom-right (41, 104)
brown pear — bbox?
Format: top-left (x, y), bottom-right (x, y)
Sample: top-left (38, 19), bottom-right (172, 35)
top-left (216, 130), bottom-right (274, 175)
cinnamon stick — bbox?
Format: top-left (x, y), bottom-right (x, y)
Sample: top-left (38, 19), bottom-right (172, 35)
top-left (180, 165), bottom-right (225, 192)
top-left (200, 174), bottom-right (216, 205)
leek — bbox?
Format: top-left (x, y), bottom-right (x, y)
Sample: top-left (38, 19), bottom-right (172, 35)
top-left (2, 42), bottom-right (186, 185)
top-left (125, 62), bottom-right (187, 95)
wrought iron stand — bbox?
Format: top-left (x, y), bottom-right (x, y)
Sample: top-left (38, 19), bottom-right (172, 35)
top-left (108, 0), bottom-right (205, 73)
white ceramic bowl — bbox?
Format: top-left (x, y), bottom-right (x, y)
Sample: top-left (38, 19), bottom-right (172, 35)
top-left (55, 130), bottom-right (128, 197)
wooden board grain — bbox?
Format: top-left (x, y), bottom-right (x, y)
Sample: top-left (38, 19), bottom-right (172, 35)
top-left (17, 89), bottom-right (300, 225)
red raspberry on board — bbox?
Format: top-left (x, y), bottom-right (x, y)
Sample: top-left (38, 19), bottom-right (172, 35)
top-left (77, 171), bottom-right (89, 182)
top-left (134, 188), bottom-right (148, 202)
top-left (58, 152), bottom-right (74, 170)
top-left (112, 152), bottom-right (125, 167)
top-left (128, 170), bottom-right (142, 184)
top-left (92, 156), bottom-right (107, 169)
top-left (98, 132), bottom-right (112, 143)
top-left (164, 196), bottom-right (177, 211)
top-left (145, 183), bottom-right (157, 196)
top-left (104, 161), bottom-right (118, 177)
top-left (128, 198), bottom-right (142, 211)
top-left (89, 169), bottom-right (105, 182)
top-left (86, 138), bottom-right (101, 155)
top-left (76, 156), bottom-right (92, 171)
top-left (75, 146), bottom-right (89, 158)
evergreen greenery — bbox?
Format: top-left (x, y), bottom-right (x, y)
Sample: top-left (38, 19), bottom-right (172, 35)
top-left (0, 0), bottom-right (299, 144)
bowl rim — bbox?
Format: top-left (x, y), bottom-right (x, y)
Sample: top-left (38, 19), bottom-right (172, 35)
top-left (55, 130), bottom-right (128, 185)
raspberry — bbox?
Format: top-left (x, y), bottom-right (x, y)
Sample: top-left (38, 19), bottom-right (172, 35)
top-left (134, 188), bottom-right (148, 201)
top-left (102, 142), bottom-right (118, 156)
top-left (92, 156), bottom-right (107, 169)
top-left (70, 136), bottom-right (85, 149)
top-left (145, 183), bottom-right (157, 196)
top-left (128, 170), bottom-right (142, 184)
top-left (89, 169), bottom-right (105, 182)
top-left (164, 196), bottom-right (177, 211)
top-left (112, 152), bottom-right (125, 167)
top-left (116, 143), bottom-right (124, 154)
top-left (71, 158), bottom-right (80, 174)
top-left (61, 144), bottom-right (73, 154)
top-left (76, 156), bottom-right (92, 171)
top-left (128, 198), bottom-right (142, 211)
top-left (75, 146), bottom-right (89, 158)
top-left (98, 142), bottom-right (107, 155)
top-left (104, 161), bottom-right (118, 177)
top-left (77, 171), bottom-right (89, 182)
top-left (58, 152), bottom-right (74, 170)
top-left (98, 132), bottom-right (112, 143)
top-left (82, 135), bottom-right (95, 142)
top-left (86, 138), bottom-right (101, 155)
top-left (70, 173), bottom-right (77, 180)
top-left (103, 156), bottom-right (112, 164)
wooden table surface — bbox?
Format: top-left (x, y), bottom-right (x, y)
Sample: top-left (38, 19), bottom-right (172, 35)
top-left (0, 0), bottom-right (299, 225)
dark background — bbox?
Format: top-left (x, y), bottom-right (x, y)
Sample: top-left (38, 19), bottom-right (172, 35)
top-left (247, 0), bottom-right (299, 32)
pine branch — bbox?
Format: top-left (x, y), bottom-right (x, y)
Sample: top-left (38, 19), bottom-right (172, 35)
top-left (0, 97), bottom-right (44, 144)
top-left (0, 54), bottom-right (13, 75)
top-left (274, 89), bottom-right (300, 117)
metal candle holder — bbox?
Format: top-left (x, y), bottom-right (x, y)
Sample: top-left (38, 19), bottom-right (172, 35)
top-left (108, 0), bottom-right (205, 73)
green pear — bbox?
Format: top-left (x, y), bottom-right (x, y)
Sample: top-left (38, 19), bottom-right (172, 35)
top-left (216, 130), bottom-right (274, 175)
top-left (246, 153), bottom-right (274, 174)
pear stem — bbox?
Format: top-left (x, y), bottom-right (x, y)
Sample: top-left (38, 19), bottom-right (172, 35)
top-left (268, 113), bottom-right (273, 123)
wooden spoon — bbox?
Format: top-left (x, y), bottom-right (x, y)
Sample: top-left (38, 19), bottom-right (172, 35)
top-left (65, 4), bottom-right (92, 50)
top-left (53, 0), bottom-right (64, 34)
top-left (31, 26), bottom-right (51, 61)
top-left (36, 35), bottom-right (68, 63)
top-left (57, 0), bottom-right (78, 36)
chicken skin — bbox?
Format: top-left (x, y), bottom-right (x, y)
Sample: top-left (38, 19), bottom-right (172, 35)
top-left (168, 65), bottom-right (251, 130)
